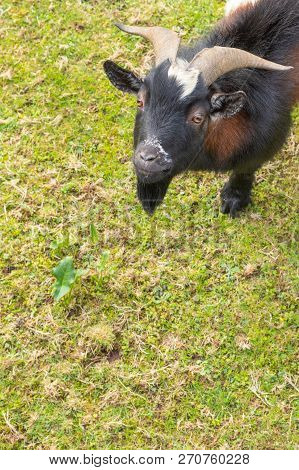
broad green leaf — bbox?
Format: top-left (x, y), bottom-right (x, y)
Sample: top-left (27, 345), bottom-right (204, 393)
top-left (52, 256), bottom-right (76, 301)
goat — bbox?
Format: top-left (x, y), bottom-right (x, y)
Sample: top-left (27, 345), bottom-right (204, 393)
top-left (103, 0), bottom-right (299, 217)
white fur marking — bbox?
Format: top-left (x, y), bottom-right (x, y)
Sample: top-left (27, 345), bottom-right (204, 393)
top-left (168, 58), bottom-right (200, 99)
top-left (143, 137), bottom-right (172, 162)
top-left (225, 0), bottom-right (259, 16)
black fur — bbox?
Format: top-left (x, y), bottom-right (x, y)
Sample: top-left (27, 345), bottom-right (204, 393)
top-left (210, 91), bottom-right (247, 119)
top-left (104, 0), bottom-right (299, 216)
top-left (103, 60), bottom-right (142, 93)
top-left (137, 178), bottom-right (171, 214)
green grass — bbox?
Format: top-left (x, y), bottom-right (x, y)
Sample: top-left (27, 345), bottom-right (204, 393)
top-left (0, 0), bottom-right (298, 450)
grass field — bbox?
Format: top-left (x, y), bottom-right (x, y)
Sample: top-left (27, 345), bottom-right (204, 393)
top-left (0, 0), bottom-right (298, 450)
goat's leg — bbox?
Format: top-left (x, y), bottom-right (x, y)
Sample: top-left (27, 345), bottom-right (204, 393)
top-left (220, 170), bottom-right (256, 218)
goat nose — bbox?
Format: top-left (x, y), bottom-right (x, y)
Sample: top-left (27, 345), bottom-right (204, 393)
top-left (139, 151), bottom-right (157, 162)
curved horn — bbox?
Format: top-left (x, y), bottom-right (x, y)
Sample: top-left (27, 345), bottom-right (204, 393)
top-left (188, 46), bottom-right (293, 86)
top-left (115, 23), bottom-right (180, 66)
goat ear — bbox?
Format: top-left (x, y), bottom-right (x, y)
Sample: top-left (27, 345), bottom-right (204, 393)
top-left (210, 91), bottom-right (246, 119)
top-left (103, 60), bottom-right (142, 94)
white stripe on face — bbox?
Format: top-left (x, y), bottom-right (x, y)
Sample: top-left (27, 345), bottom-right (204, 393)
top-left (168, 58), bottom-right (200, 99)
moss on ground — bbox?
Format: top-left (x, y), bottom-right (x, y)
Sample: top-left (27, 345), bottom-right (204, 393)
top-left (0, 0), bottom-right (298, 449)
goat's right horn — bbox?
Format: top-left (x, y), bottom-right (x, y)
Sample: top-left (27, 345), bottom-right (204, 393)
top-left (115, 23), bottom-right (180, 66)
top-left (188, 46), bottom-right (293, 86)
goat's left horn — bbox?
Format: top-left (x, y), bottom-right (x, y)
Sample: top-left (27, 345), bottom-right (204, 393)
top-left (115, 23), bottom-right (180, 66)
top-left (188, 46), bottom-right (293, 86)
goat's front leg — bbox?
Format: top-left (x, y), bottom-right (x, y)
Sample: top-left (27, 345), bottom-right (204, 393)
top-left (220, 170), bottom-right (256, 218)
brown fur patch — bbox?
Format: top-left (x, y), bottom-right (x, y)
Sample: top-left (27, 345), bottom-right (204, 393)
top-left (288, 46), bottom-right (299, 104)
top-left (204, 112), bottom-right (250, 162)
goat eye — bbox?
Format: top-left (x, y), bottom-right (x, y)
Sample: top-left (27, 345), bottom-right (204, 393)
top-left (191, 114), bottom-right (203, 124)
top-left (137, 99), bottom-right (144, 108)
